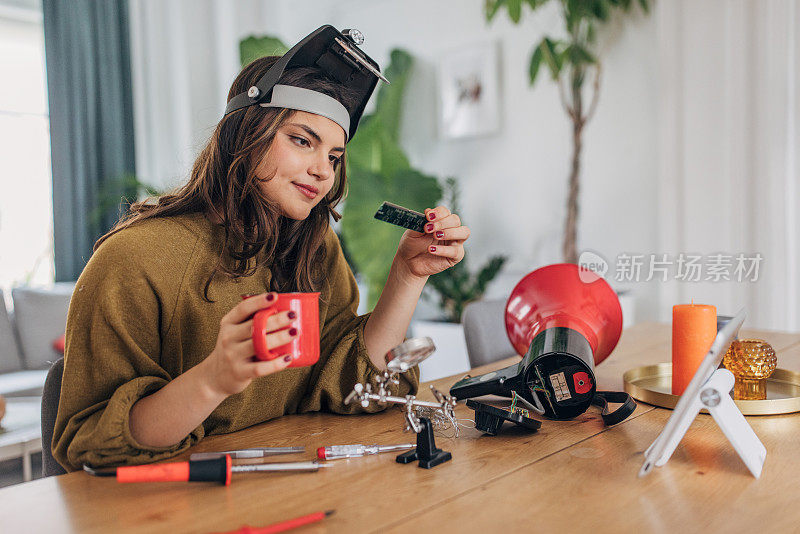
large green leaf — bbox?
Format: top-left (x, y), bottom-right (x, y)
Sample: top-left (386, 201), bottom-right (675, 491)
top-left (340, 48), bottom-right (431, 308)
top-left (506, 0), bottom-right (522, 22)
top-left (346, 116), bottom-right (410, 176)
top-left (529, 44), bottom-right (544, 86)
top-left (566, 43), bottom-right (597, 66)
top-left (586, 21), bottom-right (597, 44)
top-left (341, 168), bottom-right (442, 309)
top-left (525, 0), bottom-right (551, 9)
top-left (371, 50), bottom-right (414, 142)
top-left (240, 36), bottom-right (289, 66)
top-left (592, 0), bottom-right (611, 21)
top-left (346, 49), bottom-right (415, 176)
top-left (485, 0), bottom-right (506, 21)
top-left (540, 38), bottom-right (564, 79)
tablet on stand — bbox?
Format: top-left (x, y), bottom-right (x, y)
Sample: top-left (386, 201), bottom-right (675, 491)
top-left (639, 308), bottom-right (767, 478)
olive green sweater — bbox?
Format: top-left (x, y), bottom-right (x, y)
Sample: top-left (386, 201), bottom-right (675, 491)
top-left (53, 212), bottom-right (419, 471)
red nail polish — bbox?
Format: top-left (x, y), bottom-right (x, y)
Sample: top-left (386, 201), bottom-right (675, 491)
top-left (266, 293), bottom-right (275, 302)
top-left (428, 213), bottom-right (436, 220)
top-left (425, 223), bottom-right (434, 232)
top-left (429, 246), bottom-right (437, 252)
top-left (435, 231), bottom-right (444, 239)
top-left (289, 327), bottom-right (298, 336)
top-left (287, 311), bottom-right (297, 320)
top-left (283, 354), bottom-right (292, 362)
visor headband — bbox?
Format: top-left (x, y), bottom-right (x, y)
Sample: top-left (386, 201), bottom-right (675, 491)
top-left (259, 84), bottom-right (351, 141)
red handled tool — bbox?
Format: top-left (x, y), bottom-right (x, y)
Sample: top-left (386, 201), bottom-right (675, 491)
top-left (83, 456), bottom-right (329, 485)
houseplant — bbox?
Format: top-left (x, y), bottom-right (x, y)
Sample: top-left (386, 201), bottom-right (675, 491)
top-left (485, 0), bottom-right (650, 263)
top-left (340, 49), bottom-right (442, 309)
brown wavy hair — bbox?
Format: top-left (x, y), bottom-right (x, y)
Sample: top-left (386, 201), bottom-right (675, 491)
top-left (95, 56), bottom-right (359, 300)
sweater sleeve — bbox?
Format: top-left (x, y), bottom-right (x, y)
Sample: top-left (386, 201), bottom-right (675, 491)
top-left (298, 229), bottom-right (420, 414)
top-left (52, 231), bottom-right (205, 471)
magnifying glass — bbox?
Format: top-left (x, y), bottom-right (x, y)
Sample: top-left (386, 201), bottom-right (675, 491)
top-left (385, 337), bottom-right (436, 373)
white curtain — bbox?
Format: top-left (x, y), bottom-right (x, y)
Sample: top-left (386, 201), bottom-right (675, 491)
top-left (656, 0), bottom-right (800, 331)
top-left (127, 0), bottom-right (285, 192)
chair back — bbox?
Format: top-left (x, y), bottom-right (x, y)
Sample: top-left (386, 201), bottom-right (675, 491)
top-left (12, 284), bottom-right (73, 369)
top-left (462, 299), bottom-right (518, 368)
top-left (41, 358), bottom-right (67, 476)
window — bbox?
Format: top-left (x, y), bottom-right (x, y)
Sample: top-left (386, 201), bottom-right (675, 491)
top-left (0, 4), bottom-right (53, 303)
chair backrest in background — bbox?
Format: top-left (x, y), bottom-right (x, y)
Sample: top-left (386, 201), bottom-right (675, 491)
top-left (462, 299), bottom-right (519, 368)
top-left (41, 358), bottom-right (67, 476)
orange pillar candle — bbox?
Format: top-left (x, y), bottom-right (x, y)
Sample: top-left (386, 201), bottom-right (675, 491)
top-left (672, 303), bottom-right (717, 395)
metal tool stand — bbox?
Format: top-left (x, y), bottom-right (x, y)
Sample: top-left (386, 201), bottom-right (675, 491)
top-left (345, 338), bottom-right (455, 470)
top-left (395, 417), bottom-right (452, 469)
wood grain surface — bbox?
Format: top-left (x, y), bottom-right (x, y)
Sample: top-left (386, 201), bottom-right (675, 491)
top-left (1, 323), bottom-right (798, 533)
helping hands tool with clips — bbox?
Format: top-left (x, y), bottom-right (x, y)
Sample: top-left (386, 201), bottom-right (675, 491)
top-left (83, 454), bottom-right (330, 485)
top-left (345, 338), bottom-right (456, 468)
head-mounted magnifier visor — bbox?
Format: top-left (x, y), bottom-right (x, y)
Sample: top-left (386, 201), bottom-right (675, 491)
top-left (224, 25), bottom-right (388, 142)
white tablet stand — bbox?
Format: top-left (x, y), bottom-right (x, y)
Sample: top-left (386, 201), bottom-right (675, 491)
top-left (639, 309), bottom-right (767, 479)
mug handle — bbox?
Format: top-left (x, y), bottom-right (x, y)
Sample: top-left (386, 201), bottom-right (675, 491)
top-left (252, 308), bottom-right (281, 361)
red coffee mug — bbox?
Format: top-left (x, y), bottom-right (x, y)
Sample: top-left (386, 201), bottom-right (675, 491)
top-left (250, 292), bottom-right (320, 368)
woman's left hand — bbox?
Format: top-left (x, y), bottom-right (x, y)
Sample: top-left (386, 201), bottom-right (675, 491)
top-left (395, 206), bottom-right (470, 279)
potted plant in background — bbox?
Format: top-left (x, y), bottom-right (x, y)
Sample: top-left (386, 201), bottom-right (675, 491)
top-left (339, 49), bottom-right (443, 309)
top-left (486, 0), bottom-right (650, 263)
top-left (413, 178), bottom-right (507, 379)
top-left (485, 0), bottom-right (649, 325)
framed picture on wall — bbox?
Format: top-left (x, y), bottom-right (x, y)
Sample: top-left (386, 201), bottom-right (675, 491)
top-left (437, 42), bottom-right (500, 139)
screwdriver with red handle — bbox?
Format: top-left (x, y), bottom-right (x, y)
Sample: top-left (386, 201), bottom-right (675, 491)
top-left (83, 455), bottom-right (330, 485)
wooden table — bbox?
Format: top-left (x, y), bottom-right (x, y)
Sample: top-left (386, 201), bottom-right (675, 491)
top-left (2, 323), bottom-right (799, 533)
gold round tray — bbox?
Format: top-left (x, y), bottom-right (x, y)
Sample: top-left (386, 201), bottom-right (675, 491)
top-left (623, 363), bottom-right (800, 415)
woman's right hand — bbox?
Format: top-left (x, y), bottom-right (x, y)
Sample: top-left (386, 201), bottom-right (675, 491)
top-left (200, 292), bottom-right (297, 398)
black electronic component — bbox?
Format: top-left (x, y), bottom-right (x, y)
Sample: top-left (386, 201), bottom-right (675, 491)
top-left (466, 400), bottom-right (542, 436)
top-left (374, 201), bottom-right (427, 233)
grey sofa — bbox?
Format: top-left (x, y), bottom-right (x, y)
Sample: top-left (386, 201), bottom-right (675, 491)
top-left (0, 284), bottom-right (74, 397)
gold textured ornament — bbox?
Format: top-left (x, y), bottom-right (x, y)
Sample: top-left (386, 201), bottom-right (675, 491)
top-left (723, 339), bottom-right (777, 400)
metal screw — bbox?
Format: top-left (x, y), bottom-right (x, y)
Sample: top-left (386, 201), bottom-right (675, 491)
top-left (342, 28), bottom-right (364, 45)
top-left (247, 86), bottom-right (260, 98)
top-left (700, 388), bottom-right (721, 407)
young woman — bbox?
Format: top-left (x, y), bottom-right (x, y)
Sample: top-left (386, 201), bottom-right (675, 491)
top-left (52, 33), bottom-right (470, 470)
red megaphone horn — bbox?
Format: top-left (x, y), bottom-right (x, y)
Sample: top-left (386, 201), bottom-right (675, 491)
top-left (505, 263), bottom-right (622, 364)
top-left (450, 263), bottom-right (623, 420)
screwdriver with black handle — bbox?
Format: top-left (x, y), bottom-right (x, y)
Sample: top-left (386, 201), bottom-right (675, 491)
top-left (83, 455), bottom-right (330, 485)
